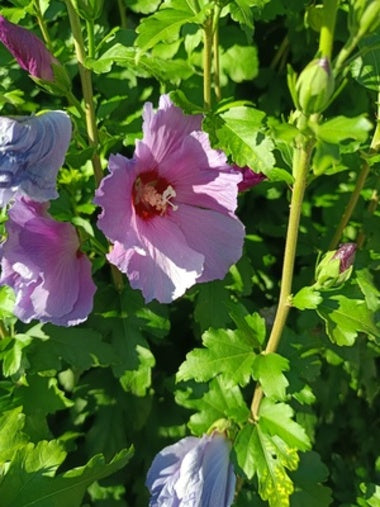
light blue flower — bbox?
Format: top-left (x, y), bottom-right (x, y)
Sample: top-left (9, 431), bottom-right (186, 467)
top-left (0, 111), bottom-right (71, 206)
top-left (146, 433), bottom-right (236, 506)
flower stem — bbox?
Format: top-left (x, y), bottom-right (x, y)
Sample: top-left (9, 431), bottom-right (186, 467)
top-left (203, 14), bottom-right (213, 110)
top-left (212, 6), bottom-right (222, 102)
top-left (117, 0), bottom-right (127, 28)
top-left (318, 0), bottom-right (339, 58)
top-left (86, 19), bottom-right (96, 59)
top-left (65, 0), bottom-right (103, 187)
top-left (33, 0), bottom-right (53, 49)
top-left (329, 96), bottom-right (380, 250)
top-left (250, 136), bottom-right (314, 420)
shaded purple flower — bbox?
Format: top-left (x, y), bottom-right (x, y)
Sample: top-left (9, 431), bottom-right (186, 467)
top-left (95, 95), bottom-right (245, 303)
top-left (233, 165), bottom-right (266, 192)
top-left (0, 197), bottom-right (96, 326)
top-left (333, 242), bottom-right (357, 273)
top-left (0, 15), bottom-right (58, 81)
top-left (146, 433), bottom-right (236, 507)
top-left (0, 111), bottom-right (71, 207)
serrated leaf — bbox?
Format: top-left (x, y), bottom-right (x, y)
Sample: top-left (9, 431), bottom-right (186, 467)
top-left (351, 34), bottom-right (380, 92)
top-left (135, 0), bottom-right (202, 51)
top-left (234, 424), bottom-right (297, 506)
top-left (356, 268), bottom-right (380, 312)
top-left (26, 325), bottom-right (118, 373)
top-left (252, 353), bottom-right (290, 400)
top-left (317, 291), bottom-right (379, 346)
top-left (0, 445), bottom-right (132, 507)
top-left (176, 328), bottom-right (256, 386)
top-left (292, 287), bottom-right (322, 310)
top-left (176, 377), bottom-right (249, 434)
top-left (0, 407), bottom-right (28, 463)
top-left (315, 115), bottom-right (372, 144)
top-left (0, 286), bottom-right (15, 319)
top-left (204, 106), bottom-right (275, 174)
top-left (259, 399), bottom-right (311, 451)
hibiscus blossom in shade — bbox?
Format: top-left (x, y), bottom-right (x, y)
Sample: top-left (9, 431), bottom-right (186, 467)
top-left (146, 433), bottom-right (236, 507)
top-left (0, 197), bottom-right (96, 326)
top-left (233, 165), bottom-right (266, 192)
top-left (0, 111), bottom-right (72, 207)
top-left (0, 15), bottom-right (58, 81)
top-left (95, 95), bottom-right (245, 303)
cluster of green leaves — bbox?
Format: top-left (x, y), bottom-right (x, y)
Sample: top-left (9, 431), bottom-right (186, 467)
top-left (0, 0), bottom-right (380, 506)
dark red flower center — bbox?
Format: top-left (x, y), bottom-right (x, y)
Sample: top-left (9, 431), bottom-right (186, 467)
top-left (132, 170), bottom-right (177, 220)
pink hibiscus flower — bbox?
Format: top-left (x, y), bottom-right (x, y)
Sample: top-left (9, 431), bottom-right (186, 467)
top-left (0, 197), bottom-right (96, 326)
top-left (95, 95), bottom-right (245, 303)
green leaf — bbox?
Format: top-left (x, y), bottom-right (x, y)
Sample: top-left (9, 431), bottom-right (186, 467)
top-left (0, 407), bottom-right (28, 463)
top-left (0, 286), bottom-right (15, 319)
top-left (0, 446), bottom-right (132, 507)
top-left (290, 452), bottom-right (332, 507)
top-left (176, 377), bottom-right (249, 434)
top-left (135, 0), bottom-right (203, 51)
top-left (234, 424), bottom-right (298, 506)
top-left (1, 334), bottom-right (32, 377)
top-left (356, 268), bottom-right (380, 312)
top-left (259, 399), bottom-right (311, 451)
top-left (26, 325), bottom-right (118, 373)
top-left (351, 34), bottom-right (380, 92)
top-left (317, 290), bottom-right (379, 346)
top-left (194, 281), bottom-right (233, 330)
top-left (314, 115), bottom-right (372, 144)
top-left (227, 0), bottom-right (254, 35)
top-left (252, 353), bottom-right (290, 400)
top-left (222, 45), bottom-right (259, 82)
top-left (292, 287), bottom-right (322, 310)
top-left (204, 106), bottom-right (275, 174)
top-left (176, 328), bottom-right (256, 386)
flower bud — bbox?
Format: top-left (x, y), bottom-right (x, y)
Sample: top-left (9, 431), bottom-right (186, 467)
top-left (358, 0), bottom-right (380, 37)
top-left (295, 57), bottom-right (335, 115)
top-left (71, 0), bottom-right (104, 20)
top-left (315, 243), bottom-right (357, 289)
top-left (232, 165), bottom-right (266, 192)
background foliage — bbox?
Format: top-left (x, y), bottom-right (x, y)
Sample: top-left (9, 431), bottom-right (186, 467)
top-left (0, 0), bottom-right (379, 505)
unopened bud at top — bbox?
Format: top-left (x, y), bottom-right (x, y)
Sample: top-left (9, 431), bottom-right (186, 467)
top-left (315, 243), bottom-right (357, 289)
top-left (295, 57), bottom-right (335, 115)
top-left (358, 0), bottom-right (380, 37)
top-left (332, 243), bottom-right (357, 273)
top-left (71, 0), bottom-right (104, 20)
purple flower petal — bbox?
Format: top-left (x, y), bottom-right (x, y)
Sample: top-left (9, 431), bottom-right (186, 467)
top-left (0, 111), bottom-right (72, 207)
top-left (0, 197), bottom-right (95, 326)
top-left (0, 15), bottom-right (57, 80)
top-left (146, 433), bottom-right (236, 507)
top-left (95, 95), bottom-right (245, 303)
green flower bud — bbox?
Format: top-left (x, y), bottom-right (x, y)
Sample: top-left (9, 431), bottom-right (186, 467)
top-left (358, 0), bottom-right (380, 37)
top-left (295, 57), bottom-right (335, 115)
top-left (315, 243), bottom-right (356, 289)
top-left (71, 0), bottom-right (104, 20)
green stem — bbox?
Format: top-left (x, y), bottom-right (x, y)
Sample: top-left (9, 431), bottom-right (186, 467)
top-left (212, 6), bottom-right (222, 102)
top-left (117, 0), bottom-right (127, 28)
top-left (329, 97), bottom-right (380, 250)
top-left (250, 136), bottom-right (314, 420)
top-left (203, 15), bottom-right (213, 110)
top-left (33, 0), bottom-right (53, 49)
top-left (0, 321), bottom-right (7, 340)
top-left (86, 19), bottom-right (96, 59)
top-left (65, 0), bottom-right (103, 187)
top-left (65, 0), bottom-right (124, 292)
top-left (318, 0), bottom-right (339, 58)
